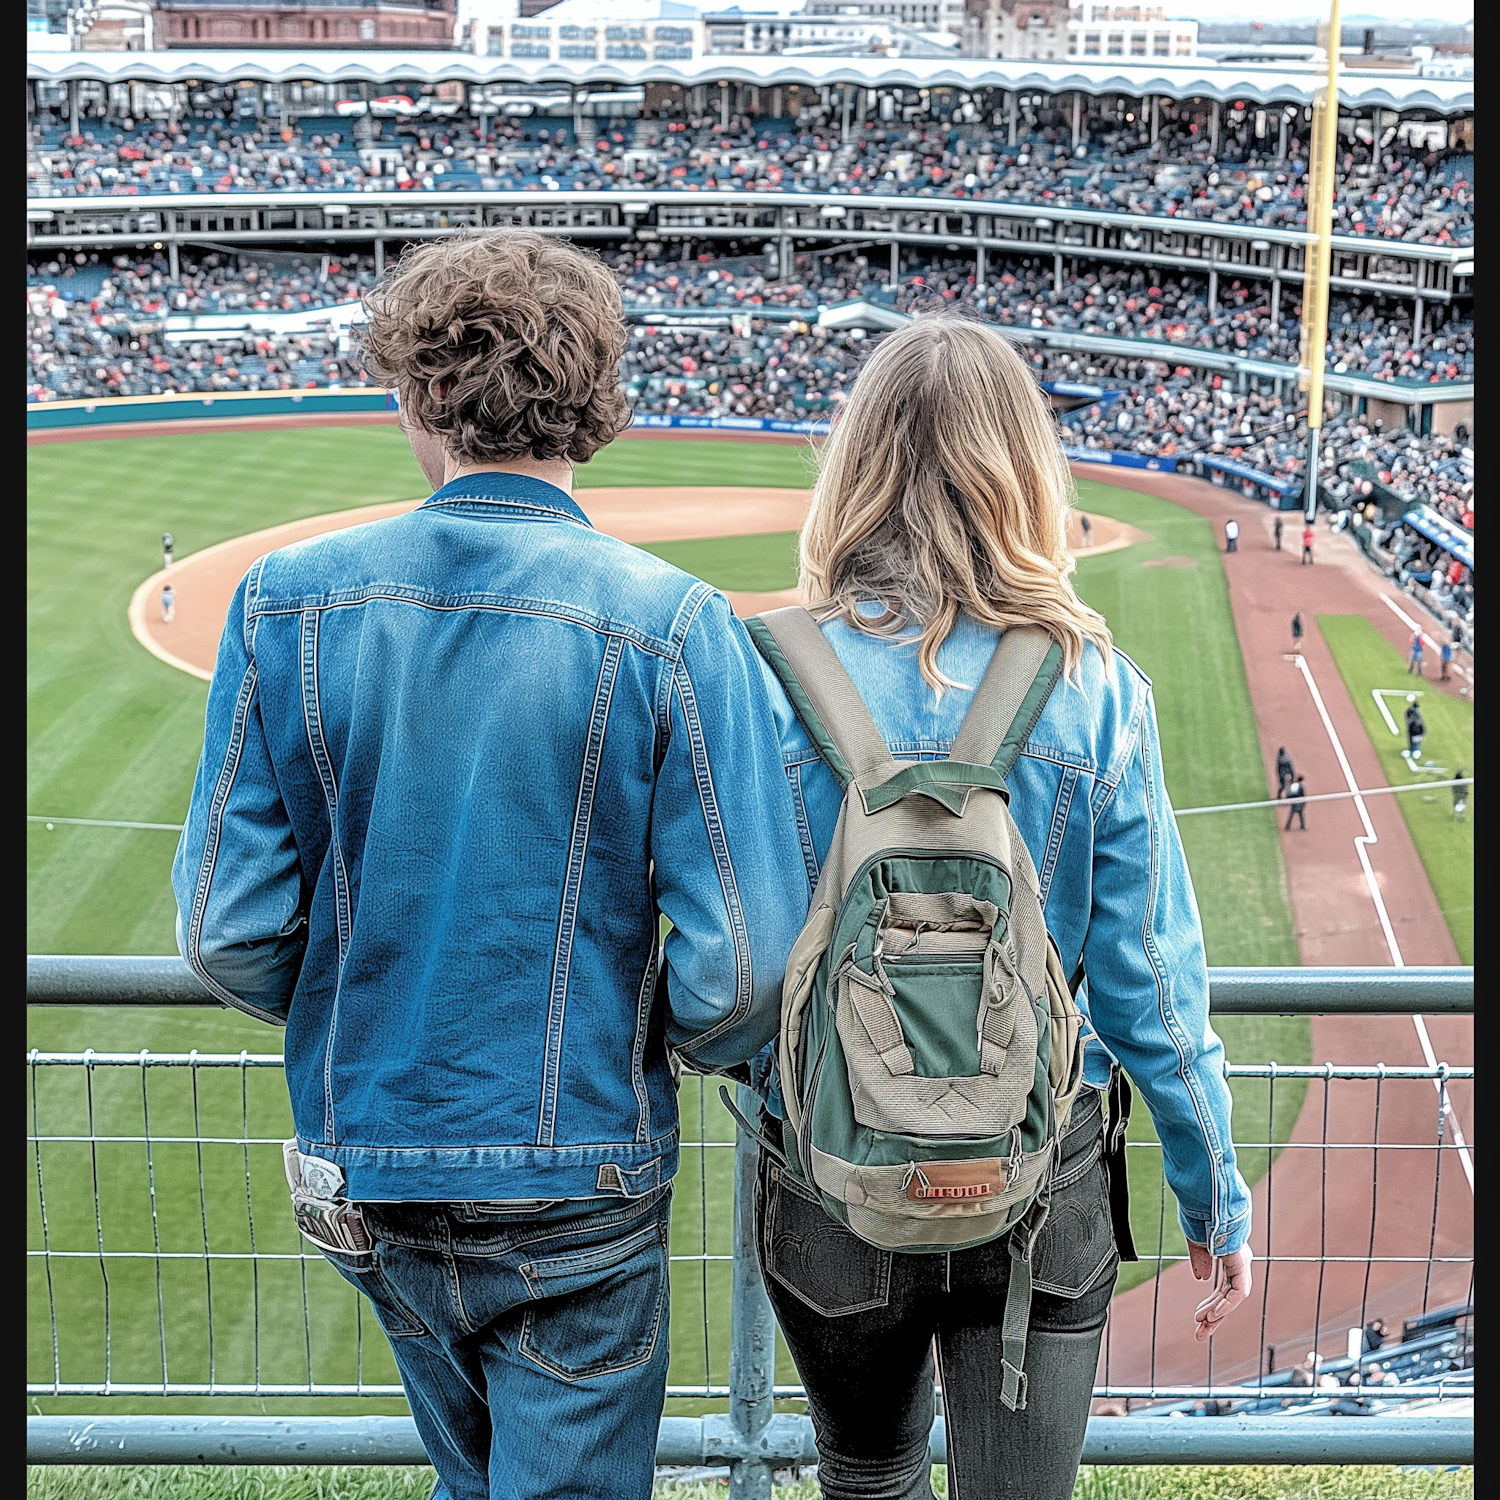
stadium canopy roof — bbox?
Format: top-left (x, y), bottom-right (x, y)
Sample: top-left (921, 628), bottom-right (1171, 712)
top-left (27, 48), bottom-right (1474, 114)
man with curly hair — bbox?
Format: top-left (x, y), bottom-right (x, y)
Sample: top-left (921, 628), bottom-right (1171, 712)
top-left (173, 231), bottom-right (806, 1500)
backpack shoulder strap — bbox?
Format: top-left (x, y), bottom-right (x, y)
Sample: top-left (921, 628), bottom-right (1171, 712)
top-left (745, 607), bottom-right (898, 790)
top-left (948, 626), bottom-right (1065, 782)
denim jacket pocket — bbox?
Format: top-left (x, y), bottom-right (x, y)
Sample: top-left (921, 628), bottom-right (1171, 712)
top-left (517, 1218), bottom-right (669, 1382)
top-left (1031, 1100), bottom-right (1119, 1300)
top-left (759, 1160), bottom-right (891, 1318)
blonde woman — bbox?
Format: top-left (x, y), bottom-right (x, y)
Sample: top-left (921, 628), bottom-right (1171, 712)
top-left (748, 317), bottom-right (1252, 1500)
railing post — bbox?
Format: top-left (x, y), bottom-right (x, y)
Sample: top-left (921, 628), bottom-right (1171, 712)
top-left (728, 1083), bottom-right (777, 1499)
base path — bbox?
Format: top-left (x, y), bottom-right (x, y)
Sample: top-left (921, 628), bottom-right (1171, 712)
top-left (1089, 467), bottom-right (1470, 1403)
top-left (129, 490), bottom-right (1139, 678)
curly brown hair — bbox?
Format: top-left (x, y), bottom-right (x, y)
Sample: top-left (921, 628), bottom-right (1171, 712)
top-left (359, 230), bottom-right (629, 466)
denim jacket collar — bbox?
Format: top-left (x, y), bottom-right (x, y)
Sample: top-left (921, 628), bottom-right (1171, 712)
top-left (419, 471), bottom-right (595, 529)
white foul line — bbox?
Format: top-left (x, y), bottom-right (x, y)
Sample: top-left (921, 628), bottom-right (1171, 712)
top-left (1291, 653), bottom-right (1473, 1192)
top-left (1379, 594), bottom-right (1472, 683)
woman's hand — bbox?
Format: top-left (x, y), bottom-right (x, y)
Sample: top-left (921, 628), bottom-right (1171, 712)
top-left (1187, 1242), bottom-right (1252, 1343)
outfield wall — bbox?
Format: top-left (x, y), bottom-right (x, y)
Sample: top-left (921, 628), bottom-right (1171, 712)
top-left (26, 389), bottom-right (1191, 478)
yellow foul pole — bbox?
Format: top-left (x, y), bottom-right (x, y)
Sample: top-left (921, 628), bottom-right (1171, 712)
top-left (1298, 0), bottom-right (1341, 521)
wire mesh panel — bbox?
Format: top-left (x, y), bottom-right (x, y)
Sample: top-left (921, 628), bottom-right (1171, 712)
top-left (26, 1050), bottom-right (746, 1404)
top-left (28, 1050), bottom-right (1473, 1413)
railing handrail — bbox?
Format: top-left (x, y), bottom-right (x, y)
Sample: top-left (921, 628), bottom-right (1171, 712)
top-left (25, 954), bottom-right (1476, 1013)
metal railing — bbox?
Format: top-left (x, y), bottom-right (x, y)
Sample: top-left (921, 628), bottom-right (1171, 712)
top-left (27, 958), bottom-right (1474, 1486)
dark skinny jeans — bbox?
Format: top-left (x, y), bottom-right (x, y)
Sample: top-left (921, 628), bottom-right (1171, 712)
top-left (756, 1089), bottom-right (1119, 1500)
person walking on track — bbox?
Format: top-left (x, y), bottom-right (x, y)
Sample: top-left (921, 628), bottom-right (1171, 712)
top-left (1441, 638), bottom-right (1454, 681)
top-left (1079, 512), bottom-right (1093, 548)
top-left (162, 530), bottom-right (174, 570)
top-left (1405, 696), bottom-right (1426, 764)
top-left (1224, 517), bottom-right (1239, 553)
top-left (160, 583), bottom-right (176, 624)
top-left (1283, 774), bottom-right (1307, 831)
top-left (745, 317), bottom-right (1253, 1500)
top-left (1291, 612), bottom-right (1305, 654)
top-left (1408, 630), bottom-right (1425, 675)
top-left (1276, 747), bottom-right (1294, 798)
top-left (1301, 521), bottom-right (1315, 565)
top-left (1453, 769), bottom-right (1468, 822)
top-left (1273, 516), bottom-right (1283, 551)
top-left (172, 230), bottom-right (807, 1500)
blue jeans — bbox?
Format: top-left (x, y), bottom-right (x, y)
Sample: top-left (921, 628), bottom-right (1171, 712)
top-left (326, 1186), bottom-right (673, 1500)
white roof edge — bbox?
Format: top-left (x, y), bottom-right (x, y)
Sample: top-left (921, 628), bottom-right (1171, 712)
top-left (25, 48), bottom-right (1475, 112)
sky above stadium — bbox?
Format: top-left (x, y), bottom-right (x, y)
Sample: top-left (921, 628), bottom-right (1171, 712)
top-left (1163, 1), bottom-right (1472, 18)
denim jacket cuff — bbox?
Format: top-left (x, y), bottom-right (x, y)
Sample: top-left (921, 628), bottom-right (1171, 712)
top-left (1178, 1206), bottom-right (1252, 1257)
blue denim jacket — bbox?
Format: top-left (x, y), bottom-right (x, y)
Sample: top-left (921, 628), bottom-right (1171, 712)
top-left (755, 609), bottom-right (1252, 1256)
top-left (173, 473), bottom-right (807, 1204)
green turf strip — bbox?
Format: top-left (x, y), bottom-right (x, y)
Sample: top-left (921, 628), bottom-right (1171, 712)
top-left (27, 433), bottom-right (1304, 1412)
top-left (1317, 615), bottom-right (1473, 962)
top-left (23, 1468), bottom-right (1476, 1500)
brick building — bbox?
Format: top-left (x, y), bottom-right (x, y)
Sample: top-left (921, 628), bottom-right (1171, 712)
top-left (155, 0), bottom-right (459, 48)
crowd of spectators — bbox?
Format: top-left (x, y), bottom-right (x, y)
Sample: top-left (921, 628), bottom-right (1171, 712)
top-left (25, 244), bottom-right (1475, 630)
top-left (28, 105), bottom-right (1473, 246)
top-left (29, 245), bottom-right (1471, 410)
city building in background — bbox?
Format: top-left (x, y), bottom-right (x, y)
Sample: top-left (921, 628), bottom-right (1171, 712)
top-left (154, 0), bottom-right (459, 48)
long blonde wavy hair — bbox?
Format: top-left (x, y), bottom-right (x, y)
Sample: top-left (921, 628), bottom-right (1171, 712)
top-left (800, 315), bottom-right (1113, 690)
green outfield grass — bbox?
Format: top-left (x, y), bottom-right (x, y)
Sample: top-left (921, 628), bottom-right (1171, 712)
top-left (25, 1467), bottom-right (1476, 1500)
top-left (27, 430), bottom-right (1303, 1411)
top-left (1317, 615), bottom-right (1474, 963)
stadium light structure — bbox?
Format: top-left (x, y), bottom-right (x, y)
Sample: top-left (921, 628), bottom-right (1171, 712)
top-left (1297, 0), bottom-right (1342, 524)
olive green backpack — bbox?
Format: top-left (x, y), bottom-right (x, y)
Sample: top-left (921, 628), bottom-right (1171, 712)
top-left (745, 607), bottom-right (1087, 1411)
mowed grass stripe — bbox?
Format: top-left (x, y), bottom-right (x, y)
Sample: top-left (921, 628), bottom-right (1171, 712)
top-left (1318, 614), bottom-right (1474, 962)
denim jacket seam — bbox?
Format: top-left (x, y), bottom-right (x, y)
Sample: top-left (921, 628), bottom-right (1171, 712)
top-left (183, 658), bottom-right (265, 1016)
top-left (1097, 689), bottom-right (1151, 809)
top-left (667, 652), bottom-right (754, 1054)
top-left (249, 591), bottom-right (683, 661)
top-left (630, 947), bottom-right (657, 1144)
top-left (417, 495), bottom-right (593, 527)
top-left (538, 635), bottom-right (626, 1149)
top-left (1137, 722), bottom-right (1227, 1239)
top-left (300, 608), bottom-right (349, 1145)
top-left (787, 762), bottom-right (822, 895)
top-left (655, 582), bottom-right (715, 760)
top-left (1036, 765), bottom-right (1080, 907)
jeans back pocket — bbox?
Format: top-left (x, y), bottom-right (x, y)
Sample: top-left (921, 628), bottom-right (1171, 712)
top-left (517, 1218), bottom-right (669, 1382)
top-left (1031, 1095), bottom-right (1118, 1299)
top-left (760, 1162), bottom-right (892, 1317)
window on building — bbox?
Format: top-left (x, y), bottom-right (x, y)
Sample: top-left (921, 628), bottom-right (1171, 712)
top-left (1107, 31), bottom-right (1123, 54)
top-left (559, 25), bottom-right (596, 40)
top-left (606, 42), bottom-right (647, 58)
top-left (1175, 34), bottom-right (1192, 54)
top-left (1130, 31), bottom-right (1146, 55)
top-left (1084, 32), bottom-right (1100, 54)
top-left (511, 41), bottom-right (550, 57)
top-left (655, 43), bottom-right (693, 58)
top-left (486, 25), bottom-right (504, 54)
top-left (1153, 32), bottom-right (1169, 55)
top-left (559, 43), bottom-right (596, 58)
top-left (360, 19), bottom-right (375, 40)
top-left (513, 25), bottom-right (550, 37)
top-left (655, 25), bottom-right (692, 42)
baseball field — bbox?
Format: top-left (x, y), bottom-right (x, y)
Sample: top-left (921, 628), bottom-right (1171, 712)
top-left (28, 425), bottom-right (1469, 1435)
